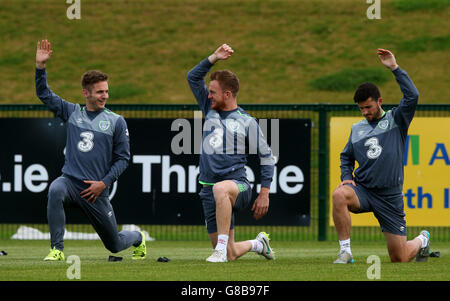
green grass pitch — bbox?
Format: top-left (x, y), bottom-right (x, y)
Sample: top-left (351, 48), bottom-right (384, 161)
top-left (1, 240), bottom-right (448, 281)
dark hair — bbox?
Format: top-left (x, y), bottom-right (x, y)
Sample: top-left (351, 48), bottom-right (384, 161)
top-left (210, 70), bottom-right (239, 97)
top-left (353, 82), bottom-right (380, 103)
top-left (81, 70), bottom-right (108, 91)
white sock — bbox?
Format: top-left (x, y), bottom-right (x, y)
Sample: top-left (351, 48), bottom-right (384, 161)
top-left (250, 239), bottom-right (263, 253)
top-left (215, 234), bottom-right (229, 254)
top-left (417, 234), bottom-right (428, 248)
top-left (339, 238), bottom-right (352, 255)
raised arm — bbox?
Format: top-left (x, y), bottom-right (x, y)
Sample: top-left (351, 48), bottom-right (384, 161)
top-left (377, 48), bottom-right (419, 130)
top-left (35, 39), bottom-right (75, 121)
top-left (187, 44), bottom-right (234, 115)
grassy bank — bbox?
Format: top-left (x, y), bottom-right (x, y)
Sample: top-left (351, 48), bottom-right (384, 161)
top-left (0, 0), bottom-right (448, 104)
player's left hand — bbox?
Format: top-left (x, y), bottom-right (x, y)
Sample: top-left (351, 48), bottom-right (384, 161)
top-left (81, 180), bottom-right (107, 203)
top-left (252, 187), bottom-right (269, 220)
top-left (377, 48), bottom-right (399, 71)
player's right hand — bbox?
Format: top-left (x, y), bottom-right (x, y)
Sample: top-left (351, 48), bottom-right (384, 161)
top-left (36, 39), bottom-right (53, 69)
top-left (80, 180), bottom-right (107, 203)
top-left (209, 44), bottom-right (234, 63)
top-left (215, 44), bottom-right (234, 59)
top-left (252, 187), bottom-right (270, 220)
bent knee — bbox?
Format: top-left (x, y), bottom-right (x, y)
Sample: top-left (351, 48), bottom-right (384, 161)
top-left (48, 180), bottom-right (68, 201)
top-left (332, 187), bottom-right (351, 204)
top-left (105, 243), bottom-right (121, 254)
top-left (388, 247), bottom-right (411, 263)
top-left (213, 181), bottom-right (237, 200)
top-left (389, 255), bottom-right (410, 263)
top-left (333, 186), bottom-right (359, 211)
top-left (212, 182), bottom-right (227, 197)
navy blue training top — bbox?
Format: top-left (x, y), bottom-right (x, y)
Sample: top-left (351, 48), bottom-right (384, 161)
top-left (35, 68), bottom-right (130, 188)
top-left (340, 67), bottom-right (419, 192)
top-left (187, 58), bottom-right (275, 188)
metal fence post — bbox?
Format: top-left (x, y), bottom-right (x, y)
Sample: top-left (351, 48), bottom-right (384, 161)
top-left (318, 104), bottom-right (328, 241)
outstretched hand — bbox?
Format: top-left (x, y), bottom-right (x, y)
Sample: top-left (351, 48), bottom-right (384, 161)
top-left (208, 44), bottom-right (234, 64)
top-left (377, 48), bottom-right (398, 71)
top-left (36, 40), bottom-right (53, 69)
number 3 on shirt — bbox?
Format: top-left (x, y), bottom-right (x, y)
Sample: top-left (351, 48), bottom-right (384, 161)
top-left (364, 137), bottom-right (382, 159)
top-left (78, 131), bottom-right (94, 152)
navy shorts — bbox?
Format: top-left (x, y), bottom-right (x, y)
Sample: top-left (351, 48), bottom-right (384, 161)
top-left (199, 179), bottom-right (253, 234)
top-left (346, 184), bottom-right (407, 236)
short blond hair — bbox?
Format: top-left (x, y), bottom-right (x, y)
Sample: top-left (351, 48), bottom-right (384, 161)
top-left (210, 70), bottom-right (239, 97)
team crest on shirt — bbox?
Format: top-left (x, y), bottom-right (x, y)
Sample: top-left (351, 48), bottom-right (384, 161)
top-left (99, 120), bottom-right (111, 131)
top-left (226, 119), bottom-right (240, 133)
top-left (378, 119), bottom-right (389, 130)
